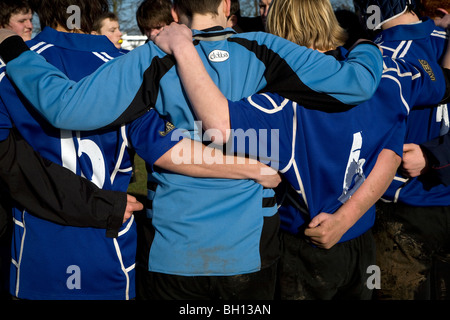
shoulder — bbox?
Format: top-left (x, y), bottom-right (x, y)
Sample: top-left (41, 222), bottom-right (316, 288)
top-left (245, 93), bottom-right (292, 113)
top-left (0, 58), bottom-right (5, 84)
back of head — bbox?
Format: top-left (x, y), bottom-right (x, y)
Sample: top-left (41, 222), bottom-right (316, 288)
top-left (0, 0), bottom-right (32, 28)
top-left (266, 0), bottom-right (348, 51)
top-left (416, 0), bottom-right (450, 19)
top-left (31, 0), bottom-right (109, 33)
top-left (136, 0), bottom-right (174, 35)
top-left (354, 0), bottom-right (417, 30)
top-left (173, 0), bottom-right (222, 18)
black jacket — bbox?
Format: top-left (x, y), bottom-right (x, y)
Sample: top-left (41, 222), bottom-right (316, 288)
top-left (0, 128), bottom-right (126, 238)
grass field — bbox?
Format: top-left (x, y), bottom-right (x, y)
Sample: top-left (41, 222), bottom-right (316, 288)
top-left (127, 155), bottom-right (148, 200)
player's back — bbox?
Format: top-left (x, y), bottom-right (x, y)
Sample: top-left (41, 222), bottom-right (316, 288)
top-left (377, 18), bottom-right (450, 206)
top-left (5, 27), bottom-right (136, 300)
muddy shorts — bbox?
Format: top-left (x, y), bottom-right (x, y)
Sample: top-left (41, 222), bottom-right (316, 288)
top-left (277, 230), bottom-right (376, 300)
top-left (373, 201), bottom-right (450, 300)
top-left (136, 263), bottom-right (278, 300)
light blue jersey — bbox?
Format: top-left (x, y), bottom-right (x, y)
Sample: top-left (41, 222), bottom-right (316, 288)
top-left (5, 27), bottom-right (383, 276)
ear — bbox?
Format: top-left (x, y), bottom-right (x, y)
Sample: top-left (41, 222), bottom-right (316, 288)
top-left (229, 14), bottom-right (238, 27)
top-left (171, 7), bottom-right (179, 22)
top-left (223, 0), bottom-right (231, 18)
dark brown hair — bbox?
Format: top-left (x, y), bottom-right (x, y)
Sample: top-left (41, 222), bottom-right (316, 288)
top-left (173, 0), bottom-right (222, 18)
top-left (136, 0), bottom-right (174, 35)
top-left (0, 0), bottom-right (32, 28)
top-left (31, 0), bottom-right (109, 33)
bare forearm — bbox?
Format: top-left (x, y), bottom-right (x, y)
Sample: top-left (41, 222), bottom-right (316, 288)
top-left (172, 44), bottom-right (230, 141)
top-left (155, 139), bottom-right (280, 187)
top-left (153, 23), bottom-right (231, 142)
top-left (334, 149), bottom-right (401, 228)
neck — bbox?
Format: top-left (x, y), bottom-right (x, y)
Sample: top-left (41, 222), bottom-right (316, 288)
top-left (382, 11), bottom-right (420, 30)
top-left (189, 14), bottom-right (227, 30)
top-left (178, 1), bottom-right (228, 30)
top-left (55, 24), bottom-right (86, 34)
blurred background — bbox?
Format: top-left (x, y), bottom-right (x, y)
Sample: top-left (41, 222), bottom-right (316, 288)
top-left (31, 0), bottom-right (356, 50)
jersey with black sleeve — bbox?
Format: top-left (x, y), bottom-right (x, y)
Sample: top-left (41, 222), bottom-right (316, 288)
top-left (2, 27), bottom-right (382, 276)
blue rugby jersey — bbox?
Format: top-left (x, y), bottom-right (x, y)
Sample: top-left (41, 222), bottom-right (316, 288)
top-left (144, 29), bottom-right (380, 275)
top-left (4, 27), bottom-right (383, 276)
top-left (6, 28), bottom-right (383, 130)
top-left (0, 27), bottom-right (179, 299)
top-left (376, 18), bottom-right (450, 206)
top-left (227, 54), bottom-right (446, 242)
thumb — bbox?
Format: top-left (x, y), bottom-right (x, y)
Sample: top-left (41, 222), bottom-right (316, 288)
top-left (403, 143), bottom-right (415, 153)
top-left (308, 212), bottom-right (328, 228)
top-left (129, 200), bottom-right (144, 212)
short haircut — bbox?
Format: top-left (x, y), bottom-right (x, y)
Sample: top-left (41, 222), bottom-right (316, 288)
top-left (136, 0), bottom-right (174, 35)
top-left (0, 0), bottom-right (32, 28)
top-left (173, 0), bottom-right (222, 18)
top-left (93, 12), bottom-right (119, 34)
top-left (32, 0), bottom-right (109, 33)
top-left (266, 0), bottom-right (348, 51)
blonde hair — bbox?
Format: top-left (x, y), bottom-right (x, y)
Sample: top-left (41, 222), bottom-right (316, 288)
top-left (266, 0), bottom-right (348, 51)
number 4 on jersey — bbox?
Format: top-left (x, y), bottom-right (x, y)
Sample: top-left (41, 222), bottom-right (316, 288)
top-left (338, 132), bottom-right (366, 204)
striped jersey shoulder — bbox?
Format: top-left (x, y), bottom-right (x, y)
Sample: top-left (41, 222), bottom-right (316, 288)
top-left (29, 41), bottom-right (54, 54)
top-left (0, 58), bottom-right (6, 83)
top-left (92, 51), bottom-right (116, 62)
top-left (28, 41), bottom-right (115, 63)
top-left (380, 40), bottom-right (413, 59)
top-left (246, 93), bottom-right (291, 113)
top-left (431, 29), bottom-right (448, 40)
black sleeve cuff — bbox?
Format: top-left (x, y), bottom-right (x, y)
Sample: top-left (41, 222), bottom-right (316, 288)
top-left (348, 40), bottom-right (380, 52)
top-left (102, 191), bottom-right (127, 238)
top-left (0, 35), bottom-right (30, 63)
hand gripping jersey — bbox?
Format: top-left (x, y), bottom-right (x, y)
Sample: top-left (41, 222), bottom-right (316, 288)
top-left (227, 51), bottom-right (446, 241)
top-left (0, 27), bottom-right (178, 299)
top-left (4, 27), bottom-right (383, 276)
top-left (376, 18), bottom-right (450, 206)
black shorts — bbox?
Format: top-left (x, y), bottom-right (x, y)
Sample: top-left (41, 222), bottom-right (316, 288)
top-left (277, 230), bottom-right (376, 300)
top-left (136, 263), bottom-right (278, 300)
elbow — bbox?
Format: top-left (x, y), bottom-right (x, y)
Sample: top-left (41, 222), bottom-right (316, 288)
top-left (202, 120), bottom-right (231, 145)
top-left (204, 126), bottom-right (230, 145)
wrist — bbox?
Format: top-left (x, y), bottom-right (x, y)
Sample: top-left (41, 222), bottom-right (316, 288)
top-left (334, 200), bottom-right (362, 230)
top-left (171, 38), bottom-right (196, 59)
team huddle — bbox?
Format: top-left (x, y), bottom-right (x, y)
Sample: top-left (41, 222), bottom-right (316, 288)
top-left (0, 0), bottom-right (449, 301)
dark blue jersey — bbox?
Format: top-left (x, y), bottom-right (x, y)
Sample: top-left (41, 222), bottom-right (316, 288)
top-left (376, 18), bottom-right (450, 206)
top-left (0, 27), bottom-right (178, 299)
top-left (228, 53), bottom-right (446, 241)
